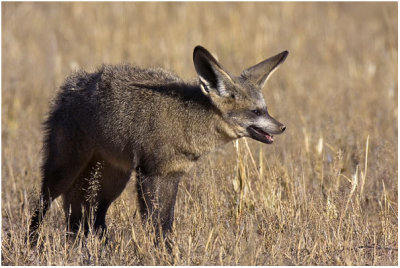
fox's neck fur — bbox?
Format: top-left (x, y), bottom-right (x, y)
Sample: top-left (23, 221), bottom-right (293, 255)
top-left (154, 80), bottom-right (238, 158)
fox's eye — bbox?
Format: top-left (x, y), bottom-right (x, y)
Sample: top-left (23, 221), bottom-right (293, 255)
top-left (252, 109), bottom-right (262, 116)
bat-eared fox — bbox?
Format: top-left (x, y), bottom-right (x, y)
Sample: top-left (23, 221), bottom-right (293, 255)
top-left (29, 46), bottom-right (288, 246)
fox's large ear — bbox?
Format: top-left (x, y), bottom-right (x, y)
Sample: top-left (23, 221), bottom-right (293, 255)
top-left (193, 46), bottom-right (234, 97)
top-left (241, 51), bottom-right (288, 89)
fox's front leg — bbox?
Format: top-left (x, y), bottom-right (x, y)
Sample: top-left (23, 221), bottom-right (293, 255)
top-left (136, 171), bottom-right (181, 240)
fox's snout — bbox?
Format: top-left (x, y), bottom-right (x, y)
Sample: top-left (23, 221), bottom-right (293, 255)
top-left (278, 122), bottom-right (286, 133)
top-left (267, 113), bottom-right (286, 135)
top-left (262, 114), bottom-right (286, 135)
top-left (246, 114), bottom-right (285, 145)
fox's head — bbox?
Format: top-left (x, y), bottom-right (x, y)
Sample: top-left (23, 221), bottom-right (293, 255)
top-left (193, 46), bottom-right (288, 144)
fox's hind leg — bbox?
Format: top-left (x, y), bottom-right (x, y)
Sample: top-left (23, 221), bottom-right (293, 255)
top-left (94, 163), bottom-right (132, 233)
top-left (29, 124), bottom-right (93, 244)
top-left (64, 157), bottom-right (132, 237)
top-left (62, 161), bottom-right (93, 235)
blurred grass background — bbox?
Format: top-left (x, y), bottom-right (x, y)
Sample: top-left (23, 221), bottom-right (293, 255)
top-left (2, 2), bottom-right (398, 265)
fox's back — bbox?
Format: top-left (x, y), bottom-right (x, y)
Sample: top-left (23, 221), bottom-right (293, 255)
top-left (54, 64), bottom-right (193, 124)
top-left (57, 64), bottom-right (185, 103)
top-left (101, 64), bottom-right (184, 87)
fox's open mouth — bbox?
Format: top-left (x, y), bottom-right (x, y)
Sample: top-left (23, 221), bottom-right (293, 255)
top-left (247, 126), bottom-right (274, 144)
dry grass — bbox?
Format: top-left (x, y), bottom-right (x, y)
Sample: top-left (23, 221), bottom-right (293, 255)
top-left (2, 2), bottom-right (398, 265)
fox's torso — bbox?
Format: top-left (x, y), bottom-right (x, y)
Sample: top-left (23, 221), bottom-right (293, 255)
top-left (52, 64), bottom-right (236, 175)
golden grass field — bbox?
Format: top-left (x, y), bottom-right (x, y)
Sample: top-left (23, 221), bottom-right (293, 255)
top-left (2, 2), bottom-right (398, 265)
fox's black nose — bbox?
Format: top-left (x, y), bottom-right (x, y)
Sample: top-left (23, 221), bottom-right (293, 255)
top-left (280, 125), bottom-right (286, 133)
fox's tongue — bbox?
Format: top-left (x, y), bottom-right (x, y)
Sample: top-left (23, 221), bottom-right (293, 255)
top-left (265, 133), bottom-right (274, 142)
